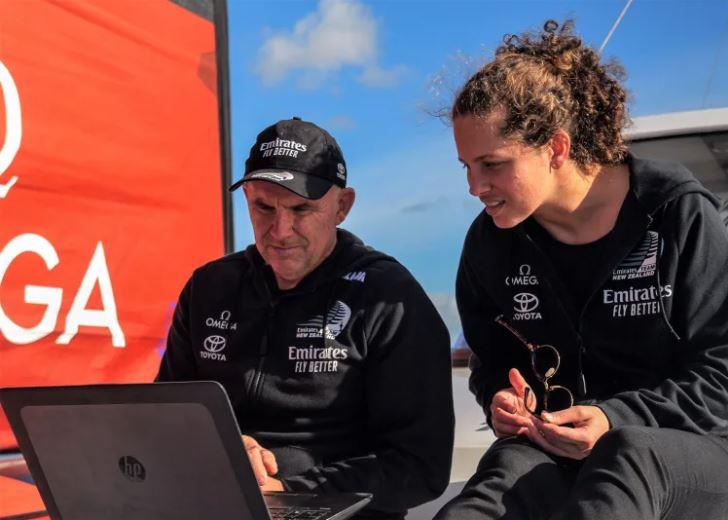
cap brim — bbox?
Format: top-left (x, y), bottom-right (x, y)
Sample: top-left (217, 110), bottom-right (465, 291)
top-left (229, 169), bottom-right (333, 200)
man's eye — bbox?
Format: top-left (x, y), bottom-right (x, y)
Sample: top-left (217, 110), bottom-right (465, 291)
top-left (479, 161), bottom-right (503, 171)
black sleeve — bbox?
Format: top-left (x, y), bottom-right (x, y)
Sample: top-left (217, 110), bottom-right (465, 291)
top-left (456, 248), bottom-right (513, 428)
top-left (155, 277), bottom-right (198, 381)
top-left (281, 271), bottom-right (455, 514)
top-left (599, 194), bottom-right (728, 435)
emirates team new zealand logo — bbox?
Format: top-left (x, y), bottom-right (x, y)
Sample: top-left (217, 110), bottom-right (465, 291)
top-left (296, 300), bottom-right (352, 340)
top-left (612, 231), bottom-right (659, 281)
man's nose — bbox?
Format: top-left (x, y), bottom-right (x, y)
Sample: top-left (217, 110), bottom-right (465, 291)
top-left (269, 211), bottom-right (295, 240)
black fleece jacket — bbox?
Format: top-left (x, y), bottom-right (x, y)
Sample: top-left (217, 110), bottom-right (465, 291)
top-left (157, 229), bottom-right (454, 518)
top-left (458, 157), bottom-right (728, 437)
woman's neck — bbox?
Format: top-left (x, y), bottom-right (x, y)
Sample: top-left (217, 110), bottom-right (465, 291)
top-left (533, 162), bottom-right (630, 244)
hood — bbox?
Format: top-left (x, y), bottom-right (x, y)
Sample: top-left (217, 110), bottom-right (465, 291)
top-left (243, 228), bottom-right (396, 297)
top-left (629, 155), bottom-right (722, 215)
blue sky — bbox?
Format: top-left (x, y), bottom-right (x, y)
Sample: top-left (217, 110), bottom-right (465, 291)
top-left (226, 0), bottom-right (728, 337)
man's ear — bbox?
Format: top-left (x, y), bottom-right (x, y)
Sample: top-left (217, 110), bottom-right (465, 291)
top-left (549, 129), bottom-right (571, 170)
top-left (336, 188), bottom-right (356, 225)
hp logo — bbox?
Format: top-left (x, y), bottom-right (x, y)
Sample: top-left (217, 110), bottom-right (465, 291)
top-left (119, 456), bottom-right (146, 482)
top-left (513, 293), bottom-right (539, 313)
top-left (203, 334), bottom-right (226, 353)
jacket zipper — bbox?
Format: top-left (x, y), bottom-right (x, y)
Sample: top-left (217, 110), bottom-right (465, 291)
top-left (248, 301), bottom-right (275, 408)
top-left (522, 231), bottom-right (589, 398)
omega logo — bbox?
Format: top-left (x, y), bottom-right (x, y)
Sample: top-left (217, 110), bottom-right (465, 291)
top-left (513, 293), bottom-right (539, 313)
top-left (505, 265), bottom-right (539, 287)
top-left (0, 234), bottom-right (125, 347)
top-left (205, 310), bottom-right (236, 331)
top-left (0, 59), bottom-right (21, 199)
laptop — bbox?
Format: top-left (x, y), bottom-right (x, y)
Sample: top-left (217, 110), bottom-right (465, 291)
top-left (0, 382), bottom-right (371, 520)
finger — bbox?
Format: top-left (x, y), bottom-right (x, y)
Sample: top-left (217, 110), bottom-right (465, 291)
top-left (493, 422), bottom-right (524, 438)
top-left (536, 423), bottom-right (591, 459)
top-left (494, 418), bottom-right (532, 439)
top-left (241, 435), bottom-right (260, 450)
top-left (508, 368), bottom-right (530, 398)
top-left (493, 407), bottom-right (532, 428)
top-left (491, 389), bottom-right (519, 410)
top-left (524, 420), bottom-right (574, 459)
top-left (541, 406), bottom-right (586, 426)
top-left (246, 447), bottom-right (268, 485)
top-left (261, 449), bottom-right (279, 476)
top-left (539, 422), bottom-right (589, 449)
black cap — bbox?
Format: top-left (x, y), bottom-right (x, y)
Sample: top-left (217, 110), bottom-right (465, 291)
top-left (229, 117), bottom-right (347, 199)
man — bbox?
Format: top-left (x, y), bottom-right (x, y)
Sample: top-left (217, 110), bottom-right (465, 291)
top-left (157, 117), bottom-right (454, 519)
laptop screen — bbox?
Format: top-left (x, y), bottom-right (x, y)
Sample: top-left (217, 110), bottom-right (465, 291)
top-left (2, 383), bottom-right (372, 520)
top-left (21, 401), bottom-right (258, 519)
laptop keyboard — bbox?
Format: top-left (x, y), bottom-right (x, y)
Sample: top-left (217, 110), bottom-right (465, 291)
top-left (268, 507), bottom-right (332, 520)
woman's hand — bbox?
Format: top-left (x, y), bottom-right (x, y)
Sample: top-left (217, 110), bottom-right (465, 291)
top-left (524, 405), bottom-right (610, 459)
top-left (489, 368), bottom-right (537, 438)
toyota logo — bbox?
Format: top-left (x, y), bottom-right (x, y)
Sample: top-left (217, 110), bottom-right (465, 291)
top-left (203, 335), bottom-right (226, 353)
top-left (513, 293), bottom-right (539, 313)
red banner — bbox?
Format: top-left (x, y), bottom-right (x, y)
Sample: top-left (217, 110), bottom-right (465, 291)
top-left (0, 0), bottom-right (226, 449)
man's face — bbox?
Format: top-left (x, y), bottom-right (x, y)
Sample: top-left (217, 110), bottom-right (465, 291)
top-left (244, 181), bottom-right (355, 290)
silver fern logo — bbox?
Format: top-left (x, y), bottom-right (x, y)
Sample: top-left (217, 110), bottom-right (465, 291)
top-left (296, 300), bottom-right (352, 339)
top-left (612, 231), bottom-right (660, 281)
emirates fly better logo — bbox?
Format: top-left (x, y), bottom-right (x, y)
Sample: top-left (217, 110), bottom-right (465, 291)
top-left (0, 59), bottom-right (21, 199)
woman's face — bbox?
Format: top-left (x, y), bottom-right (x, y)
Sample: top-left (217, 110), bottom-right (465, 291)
top-left (453, 112), bottom-right (556, 229)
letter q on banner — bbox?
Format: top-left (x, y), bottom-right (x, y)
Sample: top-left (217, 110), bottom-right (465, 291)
top-left (0, 58), bottom-right (21, 198)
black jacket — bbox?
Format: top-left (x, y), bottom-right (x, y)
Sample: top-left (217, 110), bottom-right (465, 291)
top-left (458, 157), bottom-right (728, 436)
top-left (157, 229), bottom-right (454, 517)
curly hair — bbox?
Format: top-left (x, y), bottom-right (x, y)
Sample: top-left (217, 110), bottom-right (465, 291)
top-left (451, 20), bottom-right (629, 165)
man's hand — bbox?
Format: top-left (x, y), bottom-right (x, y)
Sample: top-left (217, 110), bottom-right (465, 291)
top-left (489, 368), bottom-right (537, 438)
top-left (525, 405), bottom-right (610, 459)
top-left (242, 435), bottom-right (279, 486)
top-left (260, 478), bottom-right (284, 492)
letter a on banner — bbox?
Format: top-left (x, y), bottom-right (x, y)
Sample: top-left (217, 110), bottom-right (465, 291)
top-left (56, 242), bottom-right (126, 347)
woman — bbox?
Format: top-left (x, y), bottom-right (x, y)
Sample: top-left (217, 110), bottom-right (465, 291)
top-left (436, 20), bottom-right (728, 520)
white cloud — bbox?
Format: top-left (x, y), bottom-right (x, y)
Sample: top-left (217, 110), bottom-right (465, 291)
top-left (358, 64), bottom-right (408, 88)
top-left (255, 0), bottom-right (404, 89)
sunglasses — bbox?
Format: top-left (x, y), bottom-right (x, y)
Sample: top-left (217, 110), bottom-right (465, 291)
top-left (495, 315), bottom-right (574, 416)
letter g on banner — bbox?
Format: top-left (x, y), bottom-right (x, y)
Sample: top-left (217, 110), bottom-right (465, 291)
top-left (0, 59), bottom-right (21, 199)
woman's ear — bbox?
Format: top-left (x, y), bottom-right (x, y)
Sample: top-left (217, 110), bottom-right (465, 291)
top-left (549, 129), bottom-right (571, 170)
